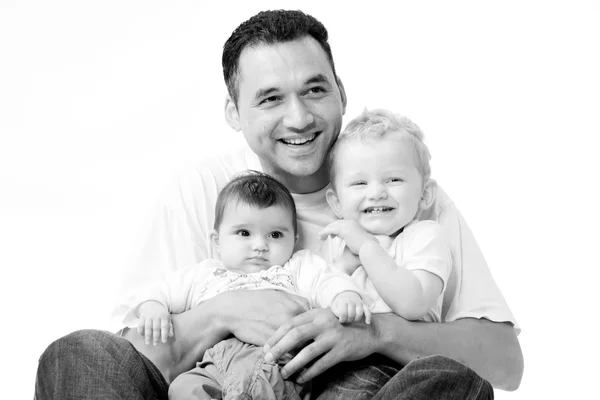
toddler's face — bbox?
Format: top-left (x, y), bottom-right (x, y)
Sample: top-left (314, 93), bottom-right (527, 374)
top-left (213, 202), bottom-right (296, 273)
top-left (329, 133), bottom-right (425, 235)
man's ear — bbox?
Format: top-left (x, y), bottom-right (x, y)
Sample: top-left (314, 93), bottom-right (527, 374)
top-left (419, 179), bottom-right (437, 211)
top-left (336, 76), bottom-right (347, 115)
top-left (210, 229), bottom-right (220, 249)
top-left (224, 95), bottom-right (241, 131)
top-left (325, 188), bottom-right (344, 218)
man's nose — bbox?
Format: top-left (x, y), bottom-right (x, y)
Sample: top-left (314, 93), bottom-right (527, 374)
top-left (282, 96), bottom-right (315, 131)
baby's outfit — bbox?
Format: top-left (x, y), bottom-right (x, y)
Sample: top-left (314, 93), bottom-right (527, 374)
top-left (119, 250), bottom-right (363, 400)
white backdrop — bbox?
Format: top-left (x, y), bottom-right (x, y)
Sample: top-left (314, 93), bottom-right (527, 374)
top-left (1, 1), bottom-right (599, 398)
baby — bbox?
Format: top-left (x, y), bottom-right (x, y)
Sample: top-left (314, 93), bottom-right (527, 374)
top-left (122, 171), bottom-right (370, 399)
top-left (320, 108), bottom-right (452, 322)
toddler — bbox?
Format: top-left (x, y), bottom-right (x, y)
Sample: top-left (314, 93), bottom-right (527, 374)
top-left (320, 108), bottom-right (452, 322)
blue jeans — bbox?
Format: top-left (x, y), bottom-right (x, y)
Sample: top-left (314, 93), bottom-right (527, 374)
top-left (312, 354), bottom-right (493, 400)
top-left (35, 330), bottom-right (493, 399)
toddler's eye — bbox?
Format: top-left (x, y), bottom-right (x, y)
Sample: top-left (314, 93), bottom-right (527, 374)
top-left (237, 230), bottom-right (250, 237)
top-left (270, 231), bottom-right (283, 239)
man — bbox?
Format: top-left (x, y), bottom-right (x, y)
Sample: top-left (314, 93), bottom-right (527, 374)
top-left (36, 10), bottom-right (522, 399)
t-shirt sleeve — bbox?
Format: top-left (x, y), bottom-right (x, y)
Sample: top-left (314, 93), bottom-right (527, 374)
top-left (290, 250), bottom-right (372, 308)
top-left (401, 221), bottom-right (452, 295)
top-left (117, 262), bottom-right (212, 328)
top-left (438, 201), bottom-right (520, 333)
top-left (109, 161), bottom-right (228, 329)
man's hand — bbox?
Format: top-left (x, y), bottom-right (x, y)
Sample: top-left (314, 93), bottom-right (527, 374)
top-left (331, 291), bottom-right (372, 324)
top-left (262, 308), bottom-right (378, 384)
top-left (137, 301), bottom-right (173, 346)
top-left (319, 220), bottom-right (377, 255)
top-left (219, 289), bottom-right (310, 346)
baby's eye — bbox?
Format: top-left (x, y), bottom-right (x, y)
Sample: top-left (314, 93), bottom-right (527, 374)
top-left (236, 230), bottom-right (250, 237)
top-left (269, 231), bottom-right (283, 239)
top-left (351, 181), bottom-right (366, 186)
top-left (388, 177), bottom-right (404, 183)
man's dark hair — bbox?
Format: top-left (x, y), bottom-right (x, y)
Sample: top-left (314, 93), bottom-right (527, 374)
top-left (222, 9), bottom-right (337, 106)
top-left (214, 170), bottom-right (298, 234)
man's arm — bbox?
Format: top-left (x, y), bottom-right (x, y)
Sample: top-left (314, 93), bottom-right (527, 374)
top-left (264, 309), bottom-right (523, 391)
top-left (375, 314), bottom-right (523, 391)
top-left (122, 289), bottom-right (310, 384)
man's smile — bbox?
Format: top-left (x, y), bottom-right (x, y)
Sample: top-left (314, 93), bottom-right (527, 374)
top-left (279, 132), bottom-right (320, 146)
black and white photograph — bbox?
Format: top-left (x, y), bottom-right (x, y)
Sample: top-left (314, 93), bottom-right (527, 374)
top-left (1, 1), bottom-right (598, 398)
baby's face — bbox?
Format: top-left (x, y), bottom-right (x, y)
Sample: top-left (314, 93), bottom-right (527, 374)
top-left (214, 202), bottom-right (296, 273)
top-left (330, 133), bottom-right (424, 235)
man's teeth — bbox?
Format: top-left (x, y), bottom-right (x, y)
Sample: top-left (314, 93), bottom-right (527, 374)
top-left (282, 134), bottom-right (316, 145)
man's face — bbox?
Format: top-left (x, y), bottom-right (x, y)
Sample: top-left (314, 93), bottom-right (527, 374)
top-left (212, 202), bottom-right (296, 273)
top-left (328, 133), bottom-right (425, 236)
top-left (228, 37), bottom-right (346, 193)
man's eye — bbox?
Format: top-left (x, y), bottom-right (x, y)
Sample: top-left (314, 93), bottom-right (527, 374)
top-left (237, 230), bottom-right (250, 237)
top-left (260, 96), bottom-right (280, 105)
top-left (306, 86), bottom-right (326, 96)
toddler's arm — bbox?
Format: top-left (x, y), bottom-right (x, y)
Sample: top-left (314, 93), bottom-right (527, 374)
top-left (330, 291), bottom-right (372, 324)
top-left (320, 220), bottom-right (449, 320)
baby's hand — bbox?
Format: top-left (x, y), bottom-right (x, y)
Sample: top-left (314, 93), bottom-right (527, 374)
top-left (137, 301), bottom-right (174, 346)
top-left (319, 220), bottom-right (376, 255)
top-left (331, 291), bottom-right (372, 324)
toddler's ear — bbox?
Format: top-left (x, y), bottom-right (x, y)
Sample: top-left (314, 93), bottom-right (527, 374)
top-left (209, 229), bottom-right (220, 249)
top-left (325, 188), bottom-right (344, 218)
top-left (419, 179), bottom-right (437, 211)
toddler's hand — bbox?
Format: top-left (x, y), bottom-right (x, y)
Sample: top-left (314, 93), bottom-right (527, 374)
top-left (319, 220), bottom-right (376, 255)
top-left (330, 291), bottom-right (372, 324)
top-left (137, 301), bottom-right (174, 346)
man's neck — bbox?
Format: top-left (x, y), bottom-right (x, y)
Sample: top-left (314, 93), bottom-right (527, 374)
top-left (263, 166), bottom-right (330, 194)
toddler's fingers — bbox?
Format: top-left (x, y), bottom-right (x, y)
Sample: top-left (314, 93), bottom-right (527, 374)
top-left (364, 305), bottom-right (372, 325)
top-left (169, 321), bottom-right (174, 337)
top-left (354, 303), bottom-right (364, 322)
top-left (346, 304), bottom-right (355, 322)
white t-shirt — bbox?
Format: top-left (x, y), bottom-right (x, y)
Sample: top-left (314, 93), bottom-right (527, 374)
top-left (322, 220), bottom-right (451, 322)
top-left (112, 143), bottom-right (519, 333)
top-left (118, 250), bottom-right (366, 328)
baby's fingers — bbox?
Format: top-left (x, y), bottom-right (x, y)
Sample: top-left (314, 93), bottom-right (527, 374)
top-left (144, 317), bottom-right (153, 345)
top-left (160, 317), bottom-right (171, 343)
top-left (137, 317), bottom-right (146, 337)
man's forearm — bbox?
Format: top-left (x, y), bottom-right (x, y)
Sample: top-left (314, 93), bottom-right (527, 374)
top-left (123, 299), bottom-right (229, 384)
top-left (372, 314), bottom-right (523, 391)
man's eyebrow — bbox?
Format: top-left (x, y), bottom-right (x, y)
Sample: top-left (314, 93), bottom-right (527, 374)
top-left (305, 74), bottom-right (330, 85)
top-left (254, 74), bottom-right (332, 100)
top-left (255, 87), bottom-right (279, 100)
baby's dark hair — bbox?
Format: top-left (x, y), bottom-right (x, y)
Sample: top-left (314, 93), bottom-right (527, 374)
top-left (214, 170), bottom-right (298, 234)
